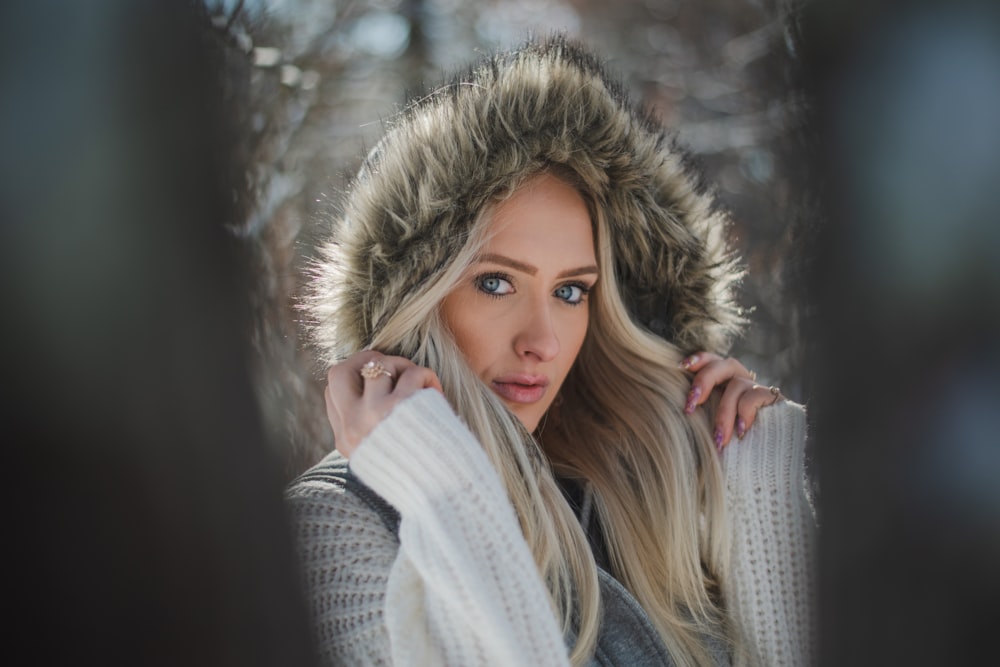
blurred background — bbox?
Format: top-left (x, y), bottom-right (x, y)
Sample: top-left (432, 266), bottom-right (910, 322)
top-left (5, 0), bottom-right (1000, 665)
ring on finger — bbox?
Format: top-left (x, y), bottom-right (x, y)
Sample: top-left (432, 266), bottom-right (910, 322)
top-left (360, 359), bottom-right (394, 380)
top-left (752, 383), bottom-right (784, 404)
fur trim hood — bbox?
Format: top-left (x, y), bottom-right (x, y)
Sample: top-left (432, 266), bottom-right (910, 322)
top-left (309, 36), bottom-right (745, 363)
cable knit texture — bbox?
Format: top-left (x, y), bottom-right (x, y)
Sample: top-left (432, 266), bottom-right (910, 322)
top-left (286, 390), bottom-right (816, 666)
top-left (722, 398), bottom-right (816, 666)
top-left (288, 389), bottom-right (570, 666)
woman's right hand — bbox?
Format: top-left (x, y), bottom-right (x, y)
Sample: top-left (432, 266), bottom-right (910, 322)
top-left (325, 350), bottom-right (444, 459)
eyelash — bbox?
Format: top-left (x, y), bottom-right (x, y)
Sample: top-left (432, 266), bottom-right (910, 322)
top-left (474, 273), bottom-right (592, 306)
top-left (556, 281), bottom-right (591, 306)
top-left (475, 272), bottom-right (514, 300)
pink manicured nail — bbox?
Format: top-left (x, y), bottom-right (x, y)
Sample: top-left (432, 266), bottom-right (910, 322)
top-left (736, 417), bottom-right (746, 439)
top-left (680, 354), bottom-right (699, 370)
top-left (684, 386), bottom-right (702, 414)
top-left (713, 427), bottom-right (723, 447)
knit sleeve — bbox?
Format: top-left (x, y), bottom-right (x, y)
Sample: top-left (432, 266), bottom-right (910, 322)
top-left (286, 472), bottom-right (398, 666)
top-left (720, 400), bottom-right (817, 667)
top-left (348, 388), bottom-right (571, 667)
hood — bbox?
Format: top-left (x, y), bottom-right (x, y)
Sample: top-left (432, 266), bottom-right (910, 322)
top-left (308, 36), bottom-right (746, 363)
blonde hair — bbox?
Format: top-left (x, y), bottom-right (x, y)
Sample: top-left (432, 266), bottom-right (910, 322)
top-left (362, 167), bottom-right (740, 666)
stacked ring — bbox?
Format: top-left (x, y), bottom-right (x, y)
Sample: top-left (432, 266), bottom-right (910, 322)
top-left (360, 360), bottom-right (394, 380)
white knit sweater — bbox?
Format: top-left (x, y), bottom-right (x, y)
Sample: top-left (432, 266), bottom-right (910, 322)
top-left (286, 389), bottom-right (816, 666)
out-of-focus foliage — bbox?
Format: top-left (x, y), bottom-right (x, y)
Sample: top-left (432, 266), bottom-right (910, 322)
top-left (203, 0), bottom-right (810, 476)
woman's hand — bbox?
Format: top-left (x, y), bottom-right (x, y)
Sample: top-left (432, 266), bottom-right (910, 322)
top-left (325, 350), bottom-right (444, 459)
top-left (680, 351), bottom-right (783, 452)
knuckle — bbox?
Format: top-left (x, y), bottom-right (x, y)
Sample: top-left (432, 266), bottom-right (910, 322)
top-left (720, 383), bottom-right (741, 405)
top-left (357, 349), bottom-right (382, 365)
top-left (398, 363), bottom-right (435, 385)
top-left (692, 370), bottom-right (713, 388)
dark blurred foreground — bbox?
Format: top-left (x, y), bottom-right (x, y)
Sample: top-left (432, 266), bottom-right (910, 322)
top-left (1, 2), bottom-right (317, 665)
top-left (800, 0), bottom-right (1000, 664)
top-left (2, 0), bottom-right (1000, 665)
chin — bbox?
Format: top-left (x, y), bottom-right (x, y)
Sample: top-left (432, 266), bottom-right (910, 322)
top-left (512, 408), bottom-right (542, 433)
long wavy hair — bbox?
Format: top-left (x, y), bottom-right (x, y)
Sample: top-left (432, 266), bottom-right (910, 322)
top-left (338, 164), bottom-right (741, 666)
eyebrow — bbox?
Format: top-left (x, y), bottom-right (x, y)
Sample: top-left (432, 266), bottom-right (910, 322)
top-left (478, 253), bottom-right (599, 279)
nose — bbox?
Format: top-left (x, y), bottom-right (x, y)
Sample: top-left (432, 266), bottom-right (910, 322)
top-left (513, 297), bottom-right (560, 362)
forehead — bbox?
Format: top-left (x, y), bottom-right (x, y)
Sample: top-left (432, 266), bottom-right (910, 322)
top-left (483, 174), bottom-right (595, 263)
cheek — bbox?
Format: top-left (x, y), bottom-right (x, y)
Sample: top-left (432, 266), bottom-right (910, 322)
top-left (440, 291), bottom-right (496, 375)
top-left (451, 326), bottom-right (495, 376)
top-left (563, 312), bottom-right (590, 360)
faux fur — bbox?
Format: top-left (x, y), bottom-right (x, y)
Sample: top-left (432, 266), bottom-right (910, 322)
top-left (308, 36), bottom-right (746, 363)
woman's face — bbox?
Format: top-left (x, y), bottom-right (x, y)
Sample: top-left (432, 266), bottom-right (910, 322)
top-left (441, 173), bottom-right (598, 431)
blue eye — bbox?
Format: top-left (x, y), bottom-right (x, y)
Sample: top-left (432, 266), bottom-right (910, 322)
top-left (477, 274), bottom-right (514, 297)
top-left (555, 283), bottom-right (588, 305)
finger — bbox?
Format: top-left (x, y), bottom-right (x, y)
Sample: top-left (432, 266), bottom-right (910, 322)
top-left (325, 367), bottom-right (361, 457)
top-left (714, 376), bottom-right (755, 450)
top-left (323, 372), bottom-right (343, 434)
top-left (679, 351), bottom-right (723, 372)
top-left (392, 364), bottom-right (445, 398)
top-left (694, 357), bottom-right (753, 389)
top-left (683, 357), bottom-right (754, 415)
top-left (734, 385), bottom-right (782, 440)
top-left (359, 359), bottom-right (441, 435)
top-left (358, 355), bottom-right (400, 395)
top-left (333, 353), bottom-right (445, 457)
top-left (327, 351), bottom-right (394, 457)
top-left (356, 354), bottom-right (443, 394)
top-left (328, 349), bottom-right (384, 399)
top-left (357, 356), bottom-right (413, 412)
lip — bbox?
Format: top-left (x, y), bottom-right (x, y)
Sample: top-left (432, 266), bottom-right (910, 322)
top-left (491, 374), bottom-right (550, 404)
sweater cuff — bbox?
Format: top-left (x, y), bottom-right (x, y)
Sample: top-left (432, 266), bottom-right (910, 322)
top-left (723, 399), bottom-right (809, 497)
top-left (349, 389), bottom-right (510, 514)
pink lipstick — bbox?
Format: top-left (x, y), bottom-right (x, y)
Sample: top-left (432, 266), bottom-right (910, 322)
top-left (491, 374), bottom-right (549, 404)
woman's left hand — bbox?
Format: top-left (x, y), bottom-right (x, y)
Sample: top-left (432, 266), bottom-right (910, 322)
top-left (680, 351), bottom-right (783, 452)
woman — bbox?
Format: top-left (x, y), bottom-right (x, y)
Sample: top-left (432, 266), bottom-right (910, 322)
top-left (287, 37), bottom-right (815, 666)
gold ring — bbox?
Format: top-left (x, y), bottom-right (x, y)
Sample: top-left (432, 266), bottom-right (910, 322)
top-left (360, 360), bottom-right (393, 380)
top-left (752, 383), bottom-right (783, 404)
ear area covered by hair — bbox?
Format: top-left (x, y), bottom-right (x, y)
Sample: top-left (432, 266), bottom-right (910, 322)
top-left (306, 35), bottom-right (746, 364)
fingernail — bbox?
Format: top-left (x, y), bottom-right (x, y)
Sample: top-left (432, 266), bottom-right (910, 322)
top-left (680, 354), bottom-right (699, 370)
top-left (684, 386), bottom-right (702, 414)
top-left (713, 427), bottom-right (723, 447)
top-left (736, 418), bottom-right (746, 439)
